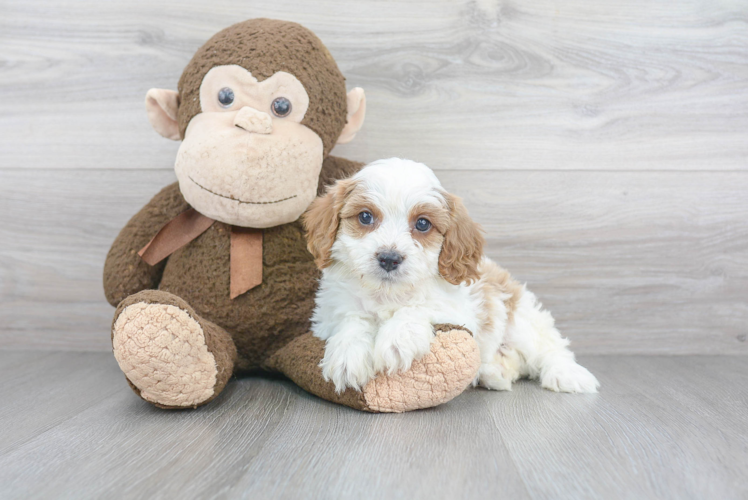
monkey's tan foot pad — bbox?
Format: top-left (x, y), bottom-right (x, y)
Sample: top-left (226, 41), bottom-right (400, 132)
top-left (112, 301), bottom-right (218, 408)
top-left (361, 327), bottom-right (481, 413)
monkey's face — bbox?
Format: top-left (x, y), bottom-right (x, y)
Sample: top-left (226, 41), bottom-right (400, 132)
top-left (174, 65), bottom-right (324, 228)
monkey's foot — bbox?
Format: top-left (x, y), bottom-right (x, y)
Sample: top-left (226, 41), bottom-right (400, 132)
top-left (360, 325), bottom-right (480, 412)
top-left (112, 290), bottom-right (236, 409)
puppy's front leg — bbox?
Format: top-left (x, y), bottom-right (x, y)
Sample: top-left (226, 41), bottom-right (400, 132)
top-left (374, 308), bottom-right (434, 375)
top-left (320, 316), bottom-right (376, 393)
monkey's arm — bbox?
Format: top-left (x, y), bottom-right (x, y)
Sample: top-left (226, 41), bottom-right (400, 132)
top-left (103, 182), bottom-right (190, 306)
top-left (316, 155), bottom-right (365, 195)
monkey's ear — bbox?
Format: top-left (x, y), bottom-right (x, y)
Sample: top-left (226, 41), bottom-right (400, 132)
top-left (336, 88), bottom-right (366, 144)
top-left (145, 89), bottom-right (180, 141)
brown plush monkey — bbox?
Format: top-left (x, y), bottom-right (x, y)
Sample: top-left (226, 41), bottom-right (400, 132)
top-left (104, 19), bottom-right (480, 412)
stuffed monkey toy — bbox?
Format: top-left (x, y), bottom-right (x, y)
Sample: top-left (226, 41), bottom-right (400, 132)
top-left (103, 19), bottom-right (481, 412)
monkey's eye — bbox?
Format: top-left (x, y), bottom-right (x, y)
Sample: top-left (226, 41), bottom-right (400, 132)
top-left (271, 97), bottom-right (292, 117)
top-left (358, 211), bottom-right (374, 225)
top-left (217, 87), bottom-right (235, 108)
top-left (415, 218), bottom-right (432, 232)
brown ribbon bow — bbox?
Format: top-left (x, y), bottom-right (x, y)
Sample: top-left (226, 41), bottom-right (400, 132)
top-left (138, 208), bottom-right (263, 299)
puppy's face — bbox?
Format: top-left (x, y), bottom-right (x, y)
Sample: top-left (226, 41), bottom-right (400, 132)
top-left (303, 159), bottom-right (484, 289)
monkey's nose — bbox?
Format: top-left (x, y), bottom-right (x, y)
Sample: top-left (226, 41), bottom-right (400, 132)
top-left (234, 106), bottom-right (272, 134)
top-left (377, 251), bottom-right (404, 272)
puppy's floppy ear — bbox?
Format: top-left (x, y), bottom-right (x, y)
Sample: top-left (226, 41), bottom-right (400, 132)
top-left (438, 193), bottom-right (485, 285)
top-left (302, 178), bottom-right (356, 269)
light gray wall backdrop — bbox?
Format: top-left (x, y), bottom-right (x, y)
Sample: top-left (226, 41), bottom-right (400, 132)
top-left (1, 0), bottom-right (746, 354)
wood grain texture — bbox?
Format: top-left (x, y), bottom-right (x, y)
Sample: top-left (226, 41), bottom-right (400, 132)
top-left (0, 351), bottom-right (123, 455)
top-left (0, 0), bottom-right (746, 171)
top-left (2, 169), bottom-right (746, 354)
top-left (440, 169), bottom-right (748, 355)
top-left (0, 169), bottom-right (177, 351)
top-left (226, 387), bottom-right (529, 499)
top-left (480, 355), bottom-right (748, 499)
top-left (0, 352), bottom-right (745, 499)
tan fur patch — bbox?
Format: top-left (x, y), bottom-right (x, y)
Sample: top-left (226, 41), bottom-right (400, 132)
top-left (339, 187), bottom-right (383, 238)
top-left (476, 259), bottom-right (523, 333)
top-left (340, 215), bottom-right (376, 239)
top-left (438, 194), bottom-right (485, 286)
top-left (304, 178), bottom-right (386, 266)
top-left (112, 303), bottom-right (218, 407)
top-left (303, 178), bottom-right (357, 268)
top-left (409, 202), bottom-right (448, 250)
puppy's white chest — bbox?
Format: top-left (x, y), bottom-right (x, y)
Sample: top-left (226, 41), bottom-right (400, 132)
top-left (361, 290), bottom-right (421, 324)
top-left (367, 300), bottom-right (410, 323)
top-left (374, 309), bottom-right (396, 322)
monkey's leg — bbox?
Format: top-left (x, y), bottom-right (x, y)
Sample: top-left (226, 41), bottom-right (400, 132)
top-left (112, 290), bottom-right (237, 409)
top-left (267, 324), bottom-right (480, 413)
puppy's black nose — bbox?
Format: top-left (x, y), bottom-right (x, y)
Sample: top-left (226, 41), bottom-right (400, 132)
top-left (377, 251), bottom-right (403, 272)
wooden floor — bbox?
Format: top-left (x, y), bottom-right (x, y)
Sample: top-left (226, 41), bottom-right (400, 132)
top-left (0, 351), bottom-right (745, 499)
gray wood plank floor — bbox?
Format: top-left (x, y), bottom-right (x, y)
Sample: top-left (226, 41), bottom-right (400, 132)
top-left (0, 351), bottom-right (745, 499)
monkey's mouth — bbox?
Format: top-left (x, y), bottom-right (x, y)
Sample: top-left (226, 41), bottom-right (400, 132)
top-left (188, 176), bottom-right (298, 205)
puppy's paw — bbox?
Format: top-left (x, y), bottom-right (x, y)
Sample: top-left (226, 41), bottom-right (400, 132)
top-left (477, 363), bottom-right (515, 391)
top-left (476, 347), bottom-right (523, 391)
top-left (541, 362), bottom-right (600, 393)
top-left (320, 339), bottom-right (374, 393)
top-left (373, 321), bottom-right (433, 375)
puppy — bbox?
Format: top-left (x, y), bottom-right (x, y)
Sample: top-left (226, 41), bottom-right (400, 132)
top-left (303, 158), bottom-right (599, 394)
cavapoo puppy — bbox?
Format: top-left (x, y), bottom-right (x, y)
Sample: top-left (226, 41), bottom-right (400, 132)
top-left (303, 158), bottom-right (599, 394)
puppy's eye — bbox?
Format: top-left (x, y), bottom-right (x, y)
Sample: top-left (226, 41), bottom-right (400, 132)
top-left (218, 87), bottom-right (235, 108)
top-left (415, 218), bottom-right (431, 232)
top-left (271, 97), bottom-right (292, 117)
top-left (358, 211), bottom-right (374, 225)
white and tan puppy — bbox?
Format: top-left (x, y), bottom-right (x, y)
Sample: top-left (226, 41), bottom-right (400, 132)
top-left (303, 158), bottom-right (599, 394)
